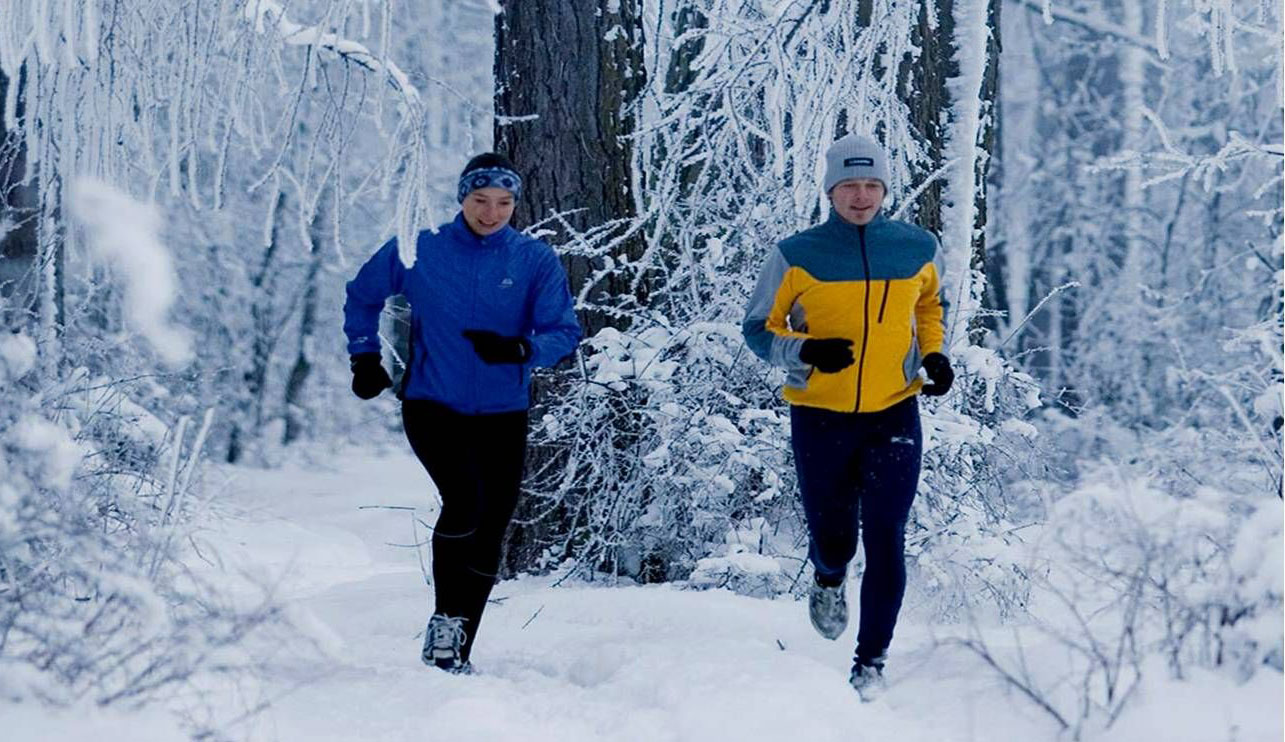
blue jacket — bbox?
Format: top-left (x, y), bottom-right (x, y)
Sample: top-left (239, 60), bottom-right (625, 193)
top-left (343, 213), bottom-right (581, 414)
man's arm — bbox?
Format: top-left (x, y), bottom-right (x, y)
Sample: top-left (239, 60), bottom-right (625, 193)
top-left (916, 239), bottom-right (948, 355)
top-left (741, 247), bottom-right (811, 369)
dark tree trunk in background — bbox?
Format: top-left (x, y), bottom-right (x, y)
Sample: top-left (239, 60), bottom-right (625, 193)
top-left (971, 0), bottom-right (1001, 344)
top-left (902, 1), bottom-right (952, 233)
top-left (661, 3), bottom-right (708, 198)
top-left (0, 66), bottom-right (39, 328)
top-left (283, 189), bottom-right (328, 446)
top-left (494, 0), bottom-right (646, 337)
top-left (227, 190), bottom-right (285, 463)
top-left (493, 0), bottom-right (647, 577)
top-left (903, 0), bottom-right (999, 346)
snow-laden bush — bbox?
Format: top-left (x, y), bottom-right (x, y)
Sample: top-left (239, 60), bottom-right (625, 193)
top-left (689, 517), bottom-right (797, 598)
top-left (909, 345), bottom-right (1046, 619)
top-left (948, 470), bottom-right (1283, 738)
top-left (0, 338), bottom-right (281, 715)
top-left (511, 316), bottom-right (1048, 609)
top-left (513, 322), bottom-right (805, 589)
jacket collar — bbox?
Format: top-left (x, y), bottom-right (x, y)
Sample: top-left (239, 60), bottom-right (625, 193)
top-left (446, 211), bottom-right (517, 248)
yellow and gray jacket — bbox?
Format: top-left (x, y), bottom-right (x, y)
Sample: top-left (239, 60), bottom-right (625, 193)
top-left (742, 209), bottom-right (947, 413)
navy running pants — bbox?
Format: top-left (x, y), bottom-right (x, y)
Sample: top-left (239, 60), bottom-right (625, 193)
top-left (402, 399), bottom-right (528, 663)
top-left (791, 397), bottom-right (921, 662)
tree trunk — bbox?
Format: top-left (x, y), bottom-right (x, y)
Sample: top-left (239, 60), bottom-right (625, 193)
top-left (901, 1), bottom-right (950, 233)
top-left (493, 0), bottom-right (647, 576)
top-left (494, 0), bottom-right (646, 337)
top-left (283, 191), bottom-right (326, 446)
top-left (0, 65), bottom-right (39, 328)
top-left (901, 0), bottom-right (1000, 412)
top-left (227, 190), bottom-right (284, 463)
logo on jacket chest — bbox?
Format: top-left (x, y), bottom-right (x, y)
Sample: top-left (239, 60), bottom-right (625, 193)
top-left (498, 277), bottom-right (515, 289)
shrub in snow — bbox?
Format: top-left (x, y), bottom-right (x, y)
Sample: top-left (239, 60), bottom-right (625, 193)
top-left (689, 548), bottom-right (795, 598)
top-left (909, 346), bottom-right (1046, 620)
top-left (948, 471), bottom-right (1283, 738)
top-left (514, 322), bottom-right (805, 587)
top-left (0, 332), bottom-right (37, 382)
top-left (0, 357), bottom-right (282, 718)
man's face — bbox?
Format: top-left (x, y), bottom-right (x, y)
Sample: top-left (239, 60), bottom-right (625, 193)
top-left (829, 179), bottom-right (886, 226)
top-left (461, 187), bottom-right (516, 236)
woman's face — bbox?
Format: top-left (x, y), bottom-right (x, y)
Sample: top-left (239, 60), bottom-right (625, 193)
top-left (461, 187), bottom-right (516, 236)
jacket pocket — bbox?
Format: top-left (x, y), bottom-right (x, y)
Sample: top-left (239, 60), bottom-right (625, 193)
top-left (877, 280), bottom-right (890, 323)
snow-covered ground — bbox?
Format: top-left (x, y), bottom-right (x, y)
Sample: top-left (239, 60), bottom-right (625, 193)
top-left (8, 447), bottom-right (1282, 741)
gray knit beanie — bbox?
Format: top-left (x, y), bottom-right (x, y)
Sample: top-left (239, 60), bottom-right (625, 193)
top-left (823, 134), bottom-right (889, 193)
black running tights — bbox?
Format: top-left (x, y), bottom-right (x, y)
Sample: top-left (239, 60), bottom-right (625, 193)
top-left (402, 399), bottom-right (528, 663)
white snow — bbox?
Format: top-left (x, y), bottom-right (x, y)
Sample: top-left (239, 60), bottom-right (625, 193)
top-left (9, 446), bottom-right (1279, 741)
top-left (1, 701), bottom-right (186, 742)
top-left (68, 178), bottom-right (193, 368)
top-left (7, 415), bottom-right (83, 491)
top-left (939, 0), bottom-right (992, 349)
top-left (0, 331), bottom-right (37, 381)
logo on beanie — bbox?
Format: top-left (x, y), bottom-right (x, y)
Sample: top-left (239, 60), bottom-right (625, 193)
top-left (844, 157), bottom-right (875, 167)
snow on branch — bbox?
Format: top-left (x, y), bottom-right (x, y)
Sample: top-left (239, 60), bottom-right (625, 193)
top-left (243, 0), bottom-right (420, 104)
top-left (1016, 0), bottom-right (1162, 57)
top-left (1092, 131), bottom-right (1285, 192)
top-left (239, 1), bottom-right (439, 267)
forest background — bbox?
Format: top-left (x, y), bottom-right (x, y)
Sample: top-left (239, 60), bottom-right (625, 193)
top-left (0, 0), bottom-right (1281, 738)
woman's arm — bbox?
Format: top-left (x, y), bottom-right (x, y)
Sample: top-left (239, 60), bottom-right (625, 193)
top-left (343, 237), bottom-right (407, 355)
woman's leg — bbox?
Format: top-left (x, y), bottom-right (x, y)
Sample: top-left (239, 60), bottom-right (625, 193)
top-left (453, 408), bottom-right (528, 662)
top-left (401, 400), bottom-right (480, 621)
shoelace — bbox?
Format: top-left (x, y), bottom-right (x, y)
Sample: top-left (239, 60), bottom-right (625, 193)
top-left (429, 615), bottom-right (468, 653)
top-left (817, 584), bottom-right (844, 611)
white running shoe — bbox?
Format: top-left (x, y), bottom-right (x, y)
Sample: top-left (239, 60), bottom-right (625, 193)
top-left (849, 657), bottom-right (887, 702)
top-left (422, 614), bottom-right (468, 672)
top-left (808, 577), bottom-right (848, 640)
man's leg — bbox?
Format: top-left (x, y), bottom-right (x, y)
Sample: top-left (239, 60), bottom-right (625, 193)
top-left (853, 398), bottom-right (922, 665)
top-left (790, 405), bottom-right (861, 584)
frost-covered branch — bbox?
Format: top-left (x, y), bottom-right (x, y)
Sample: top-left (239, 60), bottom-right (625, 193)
top-left (243, 0), bottom-right (420, 104)
top-left (1016, 0), bottom-right (1161, 56)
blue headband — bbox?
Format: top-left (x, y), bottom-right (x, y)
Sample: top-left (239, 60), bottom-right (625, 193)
top-left (457, 167), bottom-right (523, 203)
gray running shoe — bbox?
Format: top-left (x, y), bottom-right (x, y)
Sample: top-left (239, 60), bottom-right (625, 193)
top-left (849, 656), bottom-right (887, 702)
top-left (808, 578), bottom-right (848, 640)
top-left (422, 614), bottom-right (468, 672)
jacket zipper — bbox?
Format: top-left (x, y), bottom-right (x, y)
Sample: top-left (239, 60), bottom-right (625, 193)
top-left (877, 280), bottom-right (890, 323)
top-left (856, 225), bottom-right (871, 411)
top-left (468, 244), bottom-right (479, 411)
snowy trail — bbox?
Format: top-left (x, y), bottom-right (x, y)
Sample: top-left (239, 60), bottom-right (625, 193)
top-left (147, 449), bottom-right (1279, 742)
top-left (189, 448), bottom-right (1028, 742)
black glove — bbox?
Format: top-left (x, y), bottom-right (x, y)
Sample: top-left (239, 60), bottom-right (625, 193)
top-left (462, 329), bottom-right (532, 365)
top-left (350, 353), bottom-right (392, 400)
top-left (799, 338), bottom-right (855, 373)
top-left (920, 352), bottom-right (955, 397)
